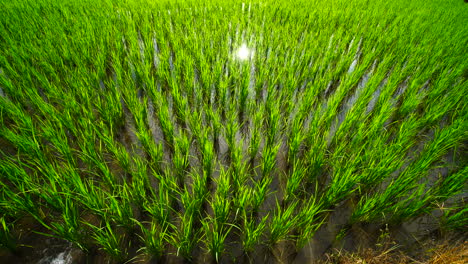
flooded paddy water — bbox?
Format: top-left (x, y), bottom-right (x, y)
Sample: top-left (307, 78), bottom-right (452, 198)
top-left (0, 206), bottom-right (463, 263)
top-left (1, 0), bottom-right (467, 263)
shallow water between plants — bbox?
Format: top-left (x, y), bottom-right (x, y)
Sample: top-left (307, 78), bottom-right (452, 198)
top-left (0, 207), bottom-right (451, 264)
top-left (1, 0), bottom-right (466, 259)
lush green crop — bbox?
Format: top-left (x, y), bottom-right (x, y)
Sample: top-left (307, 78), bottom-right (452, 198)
top-left (0, 0), bottom-right (467, 262)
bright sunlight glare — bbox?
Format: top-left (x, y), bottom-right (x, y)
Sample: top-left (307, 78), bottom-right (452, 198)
top-left (236, 43), bottom-right (253, 60)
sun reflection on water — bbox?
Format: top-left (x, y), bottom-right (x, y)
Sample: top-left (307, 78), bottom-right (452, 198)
top-left (236, 43), bottom-right (254, 60)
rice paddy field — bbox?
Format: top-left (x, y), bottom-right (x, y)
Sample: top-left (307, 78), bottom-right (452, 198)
top-left (0, 0), bottom-right (467, 263)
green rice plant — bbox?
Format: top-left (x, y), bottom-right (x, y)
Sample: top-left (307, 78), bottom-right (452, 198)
top-left (170, 184), bottom-right (204, 260)
top-left (76, 182), bottom-right (107, 219)
top-left (248, 102), bottom-right (264, 167)
top-left (242, 212), bottom-right (268, 253)
top-left (264, 96), bottom-right (281, 148)
top-left (125, 92), bottom-right (163, 163)
top-left (233, 184), bottom-right (254, 220)
top-left (251, 176), bottom-right (272, 216)
top-left (191, 170), bottom-right (210, 209)
top-left (224, 114), bottom-right (249, 194)
top-left (287, 115), bottom-right (306, 166)
top-left (0, 179), bottom-right (34, 217)
top-left (0, 154), bottom-right (36, 190)
top-left (170, 80), bottom-right (191, 127)
top-left (0, 215), bottom-right (16, 251)
top-left (212, 168), bottom-right (232, 224)
top-left (296, 197), bottom-right (327, 249)
top-left (302, 111), bottom-right (329, 181)
top-left (0, 126), bottom-right (44, 163)
top-left (429, 166), bottom-right (468, 204)
top-left (352, 118), bottom-right (466, 223)
top-left (153, 92), bottom-right (175, 150)
top-left (171, 212), bottom-right (199, 260)
top-left (442, 205), bottom-right (468, 231)
top-left (88, 221), bottom-right (128, 262)
top-left (134, 219), bottom-right (169, 259)
top-left (268, 200), bottom-right (299, 245)
top-left (74, 123), bottom-right (118, 189)
top-left (173, 128), bottom-right (191, 183)
top-left (106, 187), bottom-right (136, 231)
top-left (283, 160), bottom-right (307, 204)
top-left (142, 187), bottom-right (171, 226)
top-left (94, 125), bottom-right (132, 174)
top-left (129, 156), bottom-right (152, 206)
top-left (36, 195), bottom-right (88, 251)
top-left (324, 156), bottom-right (364, 207)
top-left (389, 166), bottom-right (468, 222)
top-left (202, 216), bottom-right (233, 263)
top-left (225, 109), bottom-right (240, 155)
top-left (200, 128), bottom-right (215, 182)
top-left (260, 144), bottom-right (280, 180)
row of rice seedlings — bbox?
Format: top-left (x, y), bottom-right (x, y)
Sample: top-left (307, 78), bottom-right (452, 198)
top-left (352, 117), bottom-right (467, 223)
top-left (0, 159), bottom-right (83, 248)
top-left (203, 168), bottom-right (233, 261)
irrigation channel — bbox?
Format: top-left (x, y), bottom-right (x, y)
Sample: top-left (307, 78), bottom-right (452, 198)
top-left (1, 0), bottom-right (467, 263)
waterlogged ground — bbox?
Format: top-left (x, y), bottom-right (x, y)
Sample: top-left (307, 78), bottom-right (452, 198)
top-left (0, 0), bottom-right (467, 263)
top-left (0, 211), bottom-right (460, 263)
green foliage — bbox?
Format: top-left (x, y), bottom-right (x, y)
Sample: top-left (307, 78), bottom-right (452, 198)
top-left (0, 0), bottom-right (466, 261)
